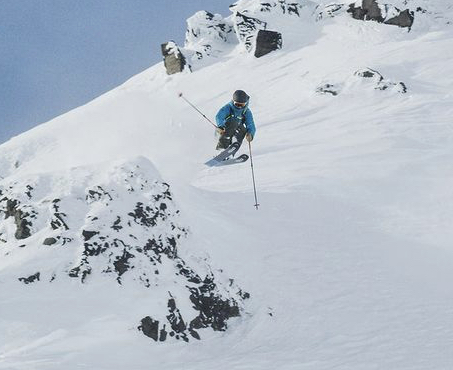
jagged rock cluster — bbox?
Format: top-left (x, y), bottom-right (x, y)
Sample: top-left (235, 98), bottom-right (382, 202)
top-left (161, 0), bottom-right (431, 75)
top-left (317, 68), bottom-right (407, 96)
top-left (185, 11), bottom-right (236, 60)
top-left (316, 0), bottom-right (440, 28)
top-left (161, 0), bottom-right (313, 74)
top-left (0, 158), bottom-right (248, 342)
top-left (347, 0), bottom-right (414, 28)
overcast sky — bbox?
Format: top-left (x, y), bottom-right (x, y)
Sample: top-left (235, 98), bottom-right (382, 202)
top-left (0, 0), bottom-right (234, 144)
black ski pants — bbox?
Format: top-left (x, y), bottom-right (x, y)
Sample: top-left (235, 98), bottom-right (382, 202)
top-left (217, 118), bottom-right (247, 149)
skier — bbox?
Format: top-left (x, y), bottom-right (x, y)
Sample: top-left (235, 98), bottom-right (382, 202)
top-left (215, 90), bottom-right (256, 150)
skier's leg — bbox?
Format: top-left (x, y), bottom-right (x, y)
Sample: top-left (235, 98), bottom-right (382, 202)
top-left (234, 123), bottom-right (247, 146)
top-left (217, 119), bottom-right (239, 149)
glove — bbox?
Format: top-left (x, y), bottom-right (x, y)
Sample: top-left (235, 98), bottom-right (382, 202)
top-left (246, 133), bottom-right (253, 142)
top-left (217, 127), bottom-right (225, 135)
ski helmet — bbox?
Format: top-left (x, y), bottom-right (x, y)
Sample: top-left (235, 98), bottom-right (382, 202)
top-left (233, 90), bottom-right (249, 104)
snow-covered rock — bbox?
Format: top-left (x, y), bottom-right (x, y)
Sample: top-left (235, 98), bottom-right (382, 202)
top-left (316, 83), bottom-right (341, 96)
top-left (315, 3), bottom-right (347, 21)
top-left (163, 0), bottom-right (320, 73)
top-left (233, 11), bottom-right (268, 52)
top-left (347, 0), bottom-right (414, 28)
top-left (229, 0), bottom-right (309, 18)
top-left (317, 68), bottom-right (408, 96)
top-left (184, 11), bottom-right (236, 63)
top-left (2, 0), bottom-right (453, 367)
top-left (353, 68), bottom-right (408, 93)
top-left (0, 157), bottom-right (248, 342)
top-left (230, 0), bottom-right (317, 52)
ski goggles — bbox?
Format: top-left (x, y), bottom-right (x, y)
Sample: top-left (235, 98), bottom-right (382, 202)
top-left (233, 101), bottom-right (246, 108)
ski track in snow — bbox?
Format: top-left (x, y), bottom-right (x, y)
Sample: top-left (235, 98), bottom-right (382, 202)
top-left (1, 0), bottom-right (453, 369)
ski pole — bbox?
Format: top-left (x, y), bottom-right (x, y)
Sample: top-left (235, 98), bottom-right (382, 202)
top-left (248, 140), bottom-right (260, 210)
top-left (178, 92), bottom-right (217, 129)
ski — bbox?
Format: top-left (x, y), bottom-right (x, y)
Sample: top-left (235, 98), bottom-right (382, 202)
top-left (215, 154), bottom-right (249, 166)
top-left (205, 142), bottom-right (241, 167)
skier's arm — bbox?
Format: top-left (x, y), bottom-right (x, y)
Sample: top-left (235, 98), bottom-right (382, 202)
top-left (244, 110), bottom-right (256, 138)
top-left (215, 104), bottom-right (231, 128)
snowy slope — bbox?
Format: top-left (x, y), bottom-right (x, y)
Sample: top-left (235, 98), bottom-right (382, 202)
top-left (1, 0), bottom-right (453, 369)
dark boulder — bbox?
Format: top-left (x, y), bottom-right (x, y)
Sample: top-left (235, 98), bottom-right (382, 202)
top-left (18, 272), bottom-right (40, 284)
top-left (161, 42), bottom-right (190, 75)
top-left (113, 249), bottom-right (134, 278)
top-left (43, 237), bottom-right (57, 245)
top-left (4, 199), bottom-right (32, 240)
top-left (139, 317), bottom-right (160, 341)
top-left (254, 30), bottom-right (282, 58)
top-left (82, 230), bottom-right (99, 241)
top-left (348, 0), bottom-right (384, 22)
top-left (385, 9), bottom-right (414, 28)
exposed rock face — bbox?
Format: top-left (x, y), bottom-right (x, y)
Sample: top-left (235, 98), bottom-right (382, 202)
top-left (384, 9), bottom-right (414, 28)
top-left (0, 157), bottom-right (248, 342)
top-left (347, 0), bottom-right (414, 28)
top-left (2, 198), bottom-right (35, 240)
top-left (254, 30), bottom-right (282, 58)
top-left (140, 317), bottom-right (161, 341)
top-left (161, 42), bottom-right (190, 75)
top-left (358, 0), bottom-right (384, 21)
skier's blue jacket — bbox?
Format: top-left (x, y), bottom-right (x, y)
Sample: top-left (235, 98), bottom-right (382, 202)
top-left (215, 101), bottom-right (256, 138)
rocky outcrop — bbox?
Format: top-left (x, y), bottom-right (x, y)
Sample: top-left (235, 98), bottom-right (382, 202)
top-left (347, 0), bottom-right (414, 29)
top-left (139, 272), bottom-right (246, 342)
top-left (231, 0), bottom-right (310, 54)
top-left (185, 11), bottom-right (235, 62)
top-left (1, 197), bottom-right (35, 240)
top-left (234, 12), bottom-right (268, 52)
top-left (255, 29), bottom-right (282, 57)
top-left (384, 9), bottom-right (414, 28)
top-left (18, 272), bottom-right (40, 284)
top-left (161, 42), bottom-right (190, 75)
top-left (162, 0), bottom-right (318, 74)
top-left (0, 158), bottom-right (248, 342)
top-left (43, 237), bottom-right (57, 245)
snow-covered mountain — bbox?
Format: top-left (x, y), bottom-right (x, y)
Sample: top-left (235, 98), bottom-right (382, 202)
top-left (1, 0), bottom-right (453, 369)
